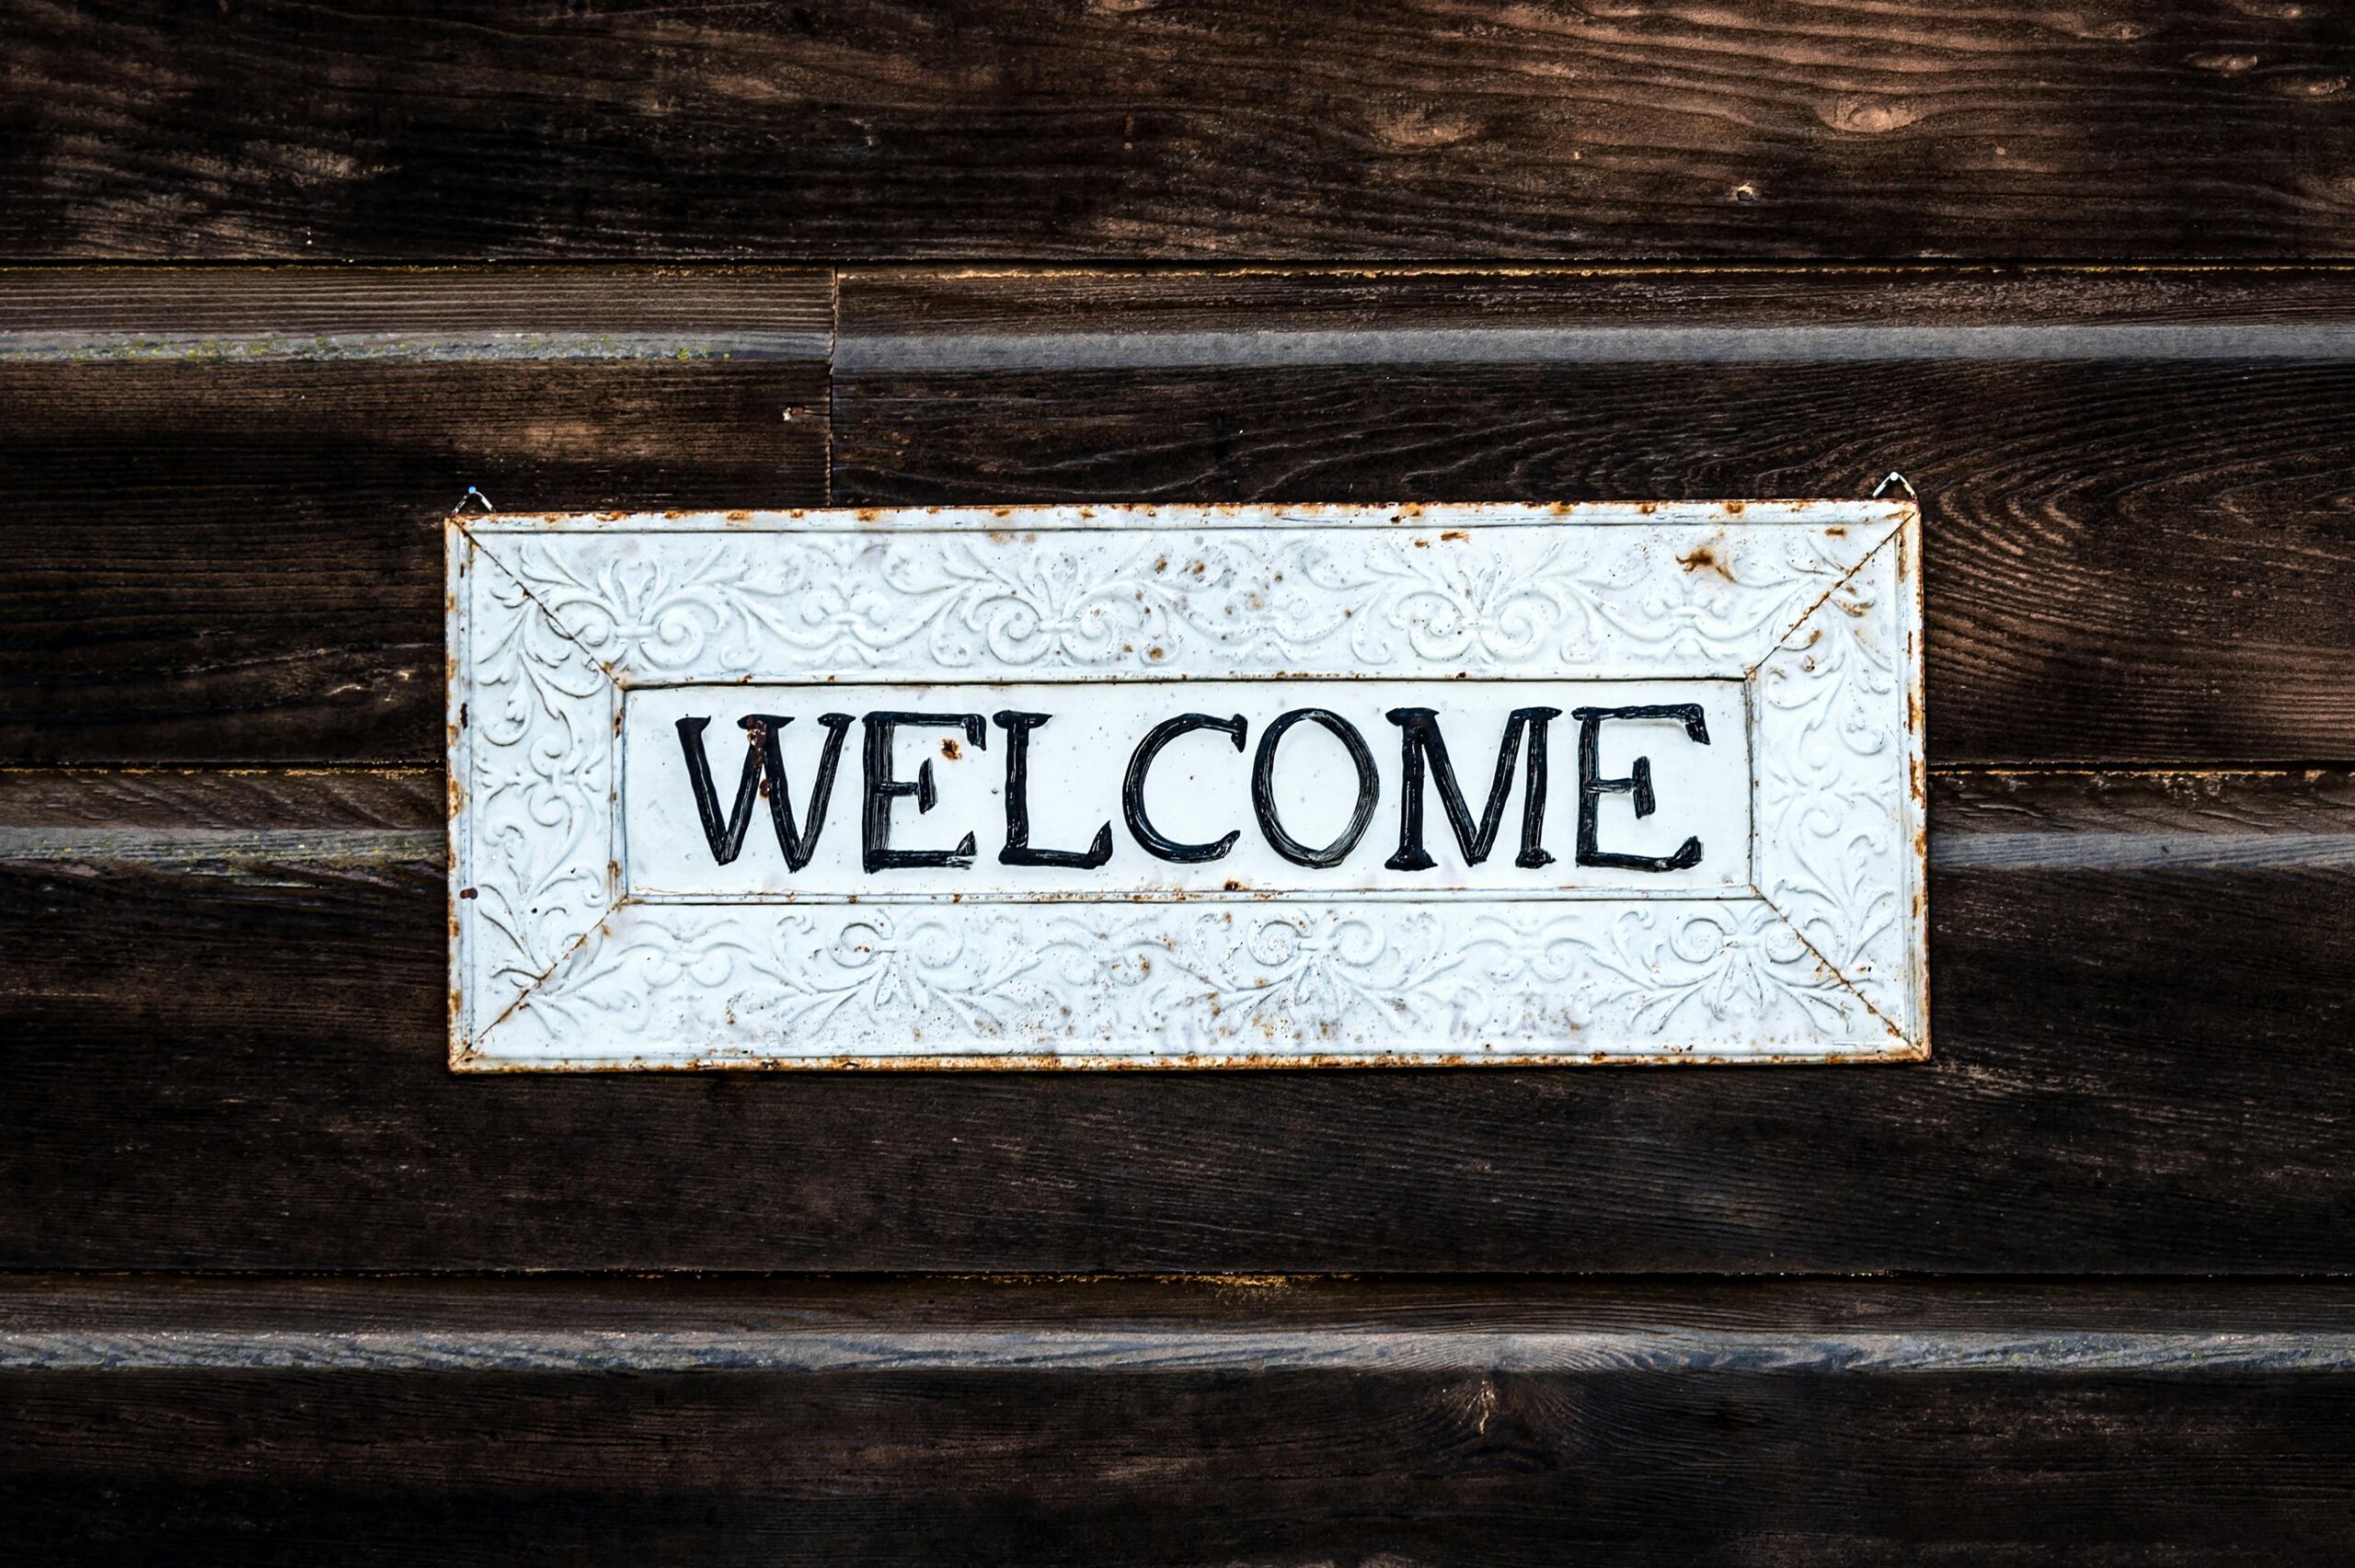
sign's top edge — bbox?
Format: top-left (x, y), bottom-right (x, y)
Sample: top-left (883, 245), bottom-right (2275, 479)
top-left (452, 499), bottom-right (1914, 533)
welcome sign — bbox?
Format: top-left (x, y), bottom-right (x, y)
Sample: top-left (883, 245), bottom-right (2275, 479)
top-left (446, 502), bottom-right (1925, 1069)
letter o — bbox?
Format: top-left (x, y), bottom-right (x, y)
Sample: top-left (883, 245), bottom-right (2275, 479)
top-left (1251, 708), bottom-right (1379, 868)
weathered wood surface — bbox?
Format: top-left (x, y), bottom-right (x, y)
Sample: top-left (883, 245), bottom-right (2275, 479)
top-left (2, 768), bottom-right (2348, 1273)
top-left (20, 1273), bottom-right (2355, 1337)
top-left (10, 269), bottom-right (2355, 764)
top-left (840, 265), bottom-right (2355, 344)
top-left (0, 270), bottom-right (831, 764)
top-left (7, 4), bottom-right (2355, 261)
top-left (837, 269), bottom-right (2355, 766)
top-left (0, 267), bottom-right (832, 358)
top-left (2, 18), bottom-right (2349, 1549)
top-left (5, 1277), bottom-right (2353, 1564)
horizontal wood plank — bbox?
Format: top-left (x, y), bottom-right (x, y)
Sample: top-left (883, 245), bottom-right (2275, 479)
top-left (0, 766), bottom-right (438, 830)
top-left (7, 5), bottom-right (2355, 260)
top-left (0, 267), bottom-right (832, 359)
top-left (836, 269), bottom-right (2355, 766)
top-left (841, 265), bottom-right (2355, 346)
top-left (4, 1278), bottom-right (2353, 1564)
top-left (8, 269), bottom-right (2355, 765)
top-left (0, 768), bottom-right (2348, 1274)
top-left (0, 270), bottom-right (831, 763)
top-left (19, 1273), bottom-right (2355, 1340)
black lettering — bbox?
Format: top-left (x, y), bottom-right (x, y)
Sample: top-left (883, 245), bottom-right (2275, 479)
top-left (1569, 704), bottom-right (1709, 872)
top-left (1252, 708), bottom-right (1379, 869)
top-left (862, 711), bottom-right (987, 873)
top-left (1123, 714), bottom-right (1248, 864)
top-left (674, 713), bottom-right (852, 869)
top-left (1384, 705), bottom-right (1562, 871)
top-left (994, 711), bottom-right (1113, 868)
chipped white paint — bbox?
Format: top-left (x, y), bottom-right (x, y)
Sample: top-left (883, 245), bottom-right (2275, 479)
top-left (446, 502), bottom-right (1926, 1070)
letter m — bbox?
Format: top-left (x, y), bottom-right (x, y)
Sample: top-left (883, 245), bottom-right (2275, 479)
top-left (1384, 706), bottom-right (1563, 872)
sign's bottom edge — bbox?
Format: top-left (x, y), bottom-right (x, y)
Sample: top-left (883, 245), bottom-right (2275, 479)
top-left (448, 1044), bottom-right (1931, 1073)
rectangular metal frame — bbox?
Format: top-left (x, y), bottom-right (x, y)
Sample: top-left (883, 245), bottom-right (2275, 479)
top-left (447, 501), bottom-right (1926, 1070)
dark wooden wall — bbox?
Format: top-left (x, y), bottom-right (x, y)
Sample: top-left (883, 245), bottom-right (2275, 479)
top-left (5, 4), bottom-right (2355, 1560)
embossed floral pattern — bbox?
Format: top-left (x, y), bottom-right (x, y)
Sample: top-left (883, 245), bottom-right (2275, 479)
top-left (454, 542), bottom-right (615, 1033)
top-left (475, 522), bottom-right (1871, 683)
top-left (1753, 529), bottom-right (1923, 1042)
top-left (491, 900), bottom-right (1882, 1061)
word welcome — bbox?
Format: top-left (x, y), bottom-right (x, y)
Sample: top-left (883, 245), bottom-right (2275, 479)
top-left (675, 704), bottom-right (1711, 876)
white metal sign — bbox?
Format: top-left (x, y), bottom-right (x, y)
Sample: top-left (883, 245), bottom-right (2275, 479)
top-left (447, 502), bottom-right (1925, 1070)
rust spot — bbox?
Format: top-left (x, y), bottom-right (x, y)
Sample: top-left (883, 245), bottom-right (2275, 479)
top-left (1412, 537), bottom-right (1430, 548)
top-left (1148, 646), bottom-right (1165, 660)
top-left (1677, 543), bottom-right (1734, 582)
top-left (1441, 530), bottom-right (1468, 542)
top-left (1154, 555), bottom-right (1168, 572)
top-left (940, 737), bottom-right (961, 761)
top-left (1825, 524), bottom-right (1846, 537)
top-left (1223, 878), bottom-right (1244, 892)
top-left (459, 887), bottom-right (477, 899)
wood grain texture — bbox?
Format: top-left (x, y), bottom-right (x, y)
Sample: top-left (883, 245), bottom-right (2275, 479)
top-left (0, 269), bottom-right (831, 763)
top-left (6, 1278), bottom-right (2355, 1563)
top-left (17, 1274), bottom-right (2355, 1340)
top-left (0, 267), bottom-right (831, 358)
top-left (8, 269), bottom-right (2355, 765)
top-left (7, 4), bottom-right (2355, 260)
top-left (836, 270), bottom-right (2355, 765)
top-left (0, 768), bottom-right (2348, 1274)
top-left (842, 264), bottom-right (2355, 344)
top-left (9, 1373), bottom-right (2347, 1564)
top-left (0, 766), bottom-right (438, 830)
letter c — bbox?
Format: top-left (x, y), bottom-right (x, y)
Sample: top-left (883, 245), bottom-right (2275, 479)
top-left (1124, 714), bottom-right (1248, 864)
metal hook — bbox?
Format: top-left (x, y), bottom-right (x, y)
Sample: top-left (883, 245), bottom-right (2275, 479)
top-left (1870, 471), bottom-right (1917, 501)
top-left (452, 486), bottom-right (496, 515)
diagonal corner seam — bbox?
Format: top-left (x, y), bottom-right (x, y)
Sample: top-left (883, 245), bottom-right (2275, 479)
top-left (453, 517), bottom-right (626, 692)
top-left (1744, 512), bottom-right (1909, 681)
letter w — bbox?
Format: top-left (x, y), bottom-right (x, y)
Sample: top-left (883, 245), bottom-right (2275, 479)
top-left (675, 714), bottom-right (853, 869)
